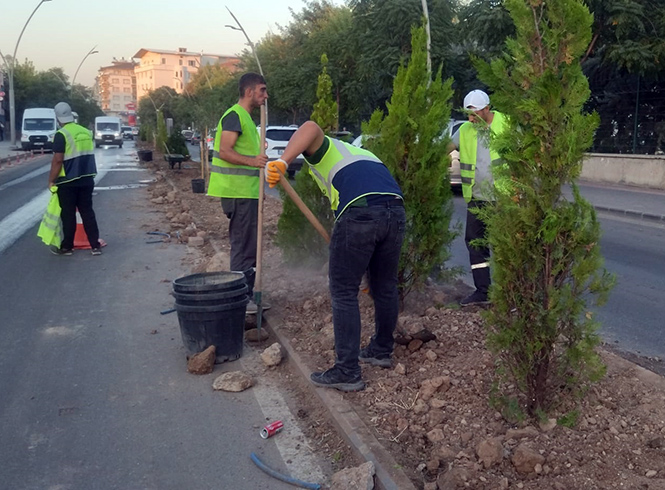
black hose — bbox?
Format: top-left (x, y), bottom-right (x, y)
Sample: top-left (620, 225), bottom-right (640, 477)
top-left (250, 453), bottom-right (321, 490)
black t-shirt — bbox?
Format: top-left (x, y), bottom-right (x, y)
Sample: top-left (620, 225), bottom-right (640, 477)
top-left (52, 131), bottom-right (66, 153)
top-left (221, 111), bottom-right (242, 133)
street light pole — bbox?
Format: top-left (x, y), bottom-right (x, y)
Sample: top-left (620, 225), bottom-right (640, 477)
top-left (5, 0), bottom-right (53, 148)
top-left (225, 7), bottom-right (268, 123)
top-left (72, 45), bottom-right (99, 87)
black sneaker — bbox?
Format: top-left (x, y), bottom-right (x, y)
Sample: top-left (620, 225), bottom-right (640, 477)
top-left (358, 347), bottom-right (392, 368)
top-left (91, 248), bottom-right (102, 256)
top-left (51, 247), bottom-right (73, 256)
top-left (460, 290), bottom-right (490, 307)
top-left (310, 366), bottom-right (366, 392)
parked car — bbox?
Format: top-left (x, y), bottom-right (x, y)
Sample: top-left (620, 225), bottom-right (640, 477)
top-left (206, 129), bottom-right (217, 160)
top-left (258, 125), bottom-right (304, 177)
top-left (132, 126), bottom-right (140, 138)
top-left (121, 126), bottom-right (134, 140)
top-left (190, 131), bottom-right (201, 145)
top-left (181, 129), bottom-right (193, 141)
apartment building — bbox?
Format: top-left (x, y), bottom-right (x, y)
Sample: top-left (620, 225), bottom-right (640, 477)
top-left (133, 47), bottom-right (240, 101)
top-left (96, 60), bottom-right (138, 121)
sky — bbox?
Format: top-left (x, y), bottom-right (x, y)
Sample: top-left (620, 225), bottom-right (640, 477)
top-left (0, 0), bottom-right (342, 87)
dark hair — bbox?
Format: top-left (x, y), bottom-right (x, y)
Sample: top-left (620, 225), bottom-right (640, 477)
top-left (239, 72), bottom-right (266, 98)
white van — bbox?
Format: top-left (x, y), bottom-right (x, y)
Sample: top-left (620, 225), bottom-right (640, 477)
top-left (94, 116), bottom-right (123, 148)
top-left (21, 108), bottom-right (58, 151)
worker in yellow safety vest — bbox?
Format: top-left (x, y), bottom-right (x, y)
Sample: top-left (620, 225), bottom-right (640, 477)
top-left (449, 90), bottom-right (507, 306)
top-left (266, 122), bottom-right (405, 392)
top-left (47, 102), bottom-right (101, 256)
top-left (207, 73), bottom-right (269, 313)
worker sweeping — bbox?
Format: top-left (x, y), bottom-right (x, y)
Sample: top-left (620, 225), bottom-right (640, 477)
top-left (266, 121), bottom-right (405, 392)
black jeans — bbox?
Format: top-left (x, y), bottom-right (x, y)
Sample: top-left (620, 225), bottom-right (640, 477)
top-left (465, 199), bottom-right (491, 293)
top-left (221, 198), bottom-right (258, 295)
top-left (329, 204), bottom-right (406, 377)
top-left (57, 183), bottom-right (100, 250)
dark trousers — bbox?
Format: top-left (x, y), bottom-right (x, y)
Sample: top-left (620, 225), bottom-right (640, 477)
top-left (221, 198), bottom-right (258, 295)
top-left (57, 183), bottom-right (100, 250)
top-left (329, 204), bottom-right (406, 377)
top-left (465, 199), bottom-right (491, 293)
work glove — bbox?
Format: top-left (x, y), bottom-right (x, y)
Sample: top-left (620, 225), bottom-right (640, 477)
top-left (266, 159), bottom-right (287, 188)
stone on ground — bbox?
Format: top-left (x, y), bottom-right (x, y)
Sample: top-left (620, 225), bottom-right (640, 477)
top-left (511, 443), bottom-right (546, 474)
top-left (245, 328), bottom-right (269, 342)
top-left (330, 461), bottom-right (375, 490)
top-left (187, 346), bottom-right (216, 375)
top-left (212, 371), bottom-right (253, 392)
top-left (260, 342), bottom-right (283, 367)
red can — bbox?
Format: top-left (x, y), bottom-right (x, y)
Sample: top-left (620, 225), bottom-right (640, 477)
top-left (260, 420), bottom-right (284, 439)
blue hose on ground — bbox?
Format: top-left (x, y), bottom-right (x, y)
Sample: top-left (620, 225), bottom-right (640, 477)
top-left (250, 452), bottom-right (321, 490)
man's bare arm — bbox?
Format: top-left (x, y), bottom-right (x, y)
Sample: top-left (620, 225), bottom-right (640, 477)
top-left (48, 153), bottom-right (64, 188)
top-left (218, 130), bottom-right (267, 168)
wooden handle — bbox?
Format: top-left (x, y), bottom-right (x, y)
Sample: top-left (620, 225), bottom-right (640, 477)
top-left (255, 107), bottom-right (267, 293)
top-left (279, 174), bottom-right (330, 243)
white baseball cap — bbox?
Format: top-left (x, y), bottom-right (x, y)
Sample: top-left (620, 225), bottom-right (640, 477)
top-left (463, 90), bottom-right (490, 111)
top-left (55, 102), bottom-right (75, 123)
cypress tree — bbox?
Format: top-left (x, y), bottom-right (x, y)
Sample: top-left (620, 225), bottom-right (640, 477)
top-left (474, 0), bottom-right (615, 416)
top-left (364, 25), bottom-right (456, 300)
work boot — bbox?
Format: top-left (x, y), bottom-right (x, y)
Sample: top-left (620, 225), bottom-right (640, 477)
top-left (51, 247), bottom-right (73, 256)
top-left (358, 346), bottom-right (392, 368)
top-left (460, 290), bottom-right (490, 307)
top-left (310, 366), bottom-right (366, 392)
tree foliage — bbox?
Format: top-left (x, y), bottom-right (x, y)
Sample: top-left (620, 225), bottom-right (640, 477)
top-left (364, 25), bottom-right (456, 300)
top-left (474, 0), bottom-right (615, 416)
top-left (274, 54), bottom-right (336, 267)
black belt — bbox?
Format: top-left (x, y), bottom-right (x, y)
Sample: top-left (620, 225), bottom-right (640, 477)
top-left (370, 198), bottom-right (404, 207)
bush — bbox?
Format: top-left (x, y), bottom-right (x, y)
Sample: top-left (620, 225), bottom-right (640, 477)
top-left (166, 131), bottom-right (189, 157)
top-left (155, 111), bottom-right (168, 154)
top-left (139, 123), bottom-right (153, 144)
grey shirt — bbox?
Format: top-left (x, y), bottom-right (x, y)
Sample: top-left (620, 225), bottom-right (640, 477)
top-left (452, 122), bottom-right (495, 201)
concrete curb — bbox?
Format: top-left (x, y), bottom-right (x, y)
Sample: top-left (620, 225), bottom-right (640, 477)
top-left (594, 205), bottom-right (665, 223)
top-left (263, 310), bottom-right (418, 490)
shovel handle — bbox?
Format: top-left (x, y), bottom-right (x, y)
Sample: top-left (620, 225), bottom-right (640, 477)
top-left (278, 174), bottom-right (330, 243)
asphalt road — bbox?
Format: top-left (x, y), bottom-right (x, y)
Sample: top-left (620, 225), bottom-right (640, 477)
top-left (0, 142), bottom-right (323, 490)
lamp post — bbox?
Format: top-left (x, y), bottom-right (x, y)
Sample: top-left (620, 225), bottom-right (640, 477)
top-left (1, 0), bottom-right (53, 148)
top-left (225, 7), bottom-right (268, 122)
top-left (72, 45), bottom-right (99, 87)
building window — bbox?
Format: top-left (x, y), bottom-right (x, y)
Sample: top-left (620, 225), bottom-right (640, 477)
top-left (123, 87), bottom-right (131, 93)
top-left (112, 95), bottom-right (120, 100)
top-left (123, 79), bottom-right (130, 84)
top-left (112, 78), bottom-right (119, 83)
top-left (113, 104), bottom-right (120, 110)
top-left (179, 59), bottom-right (183, 66)
top-left (175, 71), bottom-right (178, 77)
top-left (188, 60), bottom-right (195, 67)
top-left (162, 58), bottom-right (166, 64)
top-left (124, 96), bottom-right (132, 101)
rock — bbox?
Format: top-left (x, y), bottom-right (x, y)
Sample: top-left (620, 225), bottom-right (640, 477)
top-left (413, 399), bottom-right (429, 414)
top-left (428, 409), bottom-right (446, 427)
top-left (430, 398), bottom-right (446, 409)
top-left (511, 443), bottom-right (546, 474)
top-left (436, 467), bottom-right (469, 490)
top-left (412, 329), bottom-right (437, 343)
top-left (408, 339), bottom-right (424, 352)
top-left (187, 345), bottom-right (216, 374)
top-left (437, 446), bottom-right (457, 462)
top-left (245, 328), bottom-right (269, 342)
top-left (647, 437), bottom-right (664, 449)
top-left (165, 212), bottom-right (175, 219)
top-left (319, 323), bottom-right (335, 351)
top-left (206, 252), bottom-right (231, 273)
top-left (330, 461), bottom-right (375, 490)
top-left (420, 376), bottom-right (451, 401)
top-left (539, 418), bottom-right (557, 432)
top-left (188, 236), bottom-right (204, 247)
top-left (196, 231), bottom-right (207, 239)
top-left (212, 371), bottom-right (253, 392)
top-left (506, 426), bottom-right (539, 440)
top-left (260, 342), bottom-right (283, 367)
top-left (424, 482), bottom-right (437, 490)
top-left (426, 428), bottom-right (445, 444)
top-left (426, 458), bottom-right (440, 473)
top-left (180, 212), bottom-right (192, 222)
top-left (646, 470), bottom-right (658, 478)
top-left (425, 350), bottom-right (438, 362)
top-left (460, 431), bottom-right (473, 445)
top-left (166, 190), bottom-right (177, 203)
top-left (182, 226), bottom-right (197, 237)
top-left (394, 363), bottom-right (407, 375)
top-left (151, 196), bottom-right (165, 204)
top-left (476, 437), bottom-right (504, 468)
top-left (499, 477), bottom-right (509, 489)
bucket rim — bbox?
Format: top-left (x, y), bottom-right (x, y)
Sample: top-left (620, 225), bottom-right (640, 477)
top-left (174, 297), bottom-right (249, 313)
top-left (173, 271), bottom-right (246, 293)
top-left (173, 284), bottom-right (248, 302)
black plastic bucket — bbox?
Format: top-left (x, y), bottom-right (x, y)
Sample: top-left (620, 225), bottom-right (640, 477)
top-left (175, 297), bottom-right (249, 363)
top-left (191, 178), bottom-right (205, 193)
top-left (137, 150), bottom-right (153, 162)
top-left (173, 284), bottom-right (248, 306)
top-left (173, 271), bottom-right (246, 295)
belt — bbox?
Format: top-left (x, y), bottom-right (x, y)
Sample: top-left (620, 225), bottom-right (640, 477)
top-left (370, 198), bottom-right (404, 207)
top-left (350, 196), bottom-right (404, 208)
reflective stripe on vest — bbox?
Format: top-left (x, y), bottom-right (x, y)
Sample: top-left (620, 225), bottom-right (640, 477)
top-left (458, 112), bottom-right (507, 202)
top-left (55, 124), bottom-right (97, 185)
top-left (207, 104), bottom-right (260, 199)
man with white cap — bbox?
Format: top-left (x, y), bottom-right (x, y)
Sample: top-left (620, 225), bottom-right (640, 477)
top-left (47, 102), bottom-right (102, 255)
top-left (449, 89), bottom-right (508, 306)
